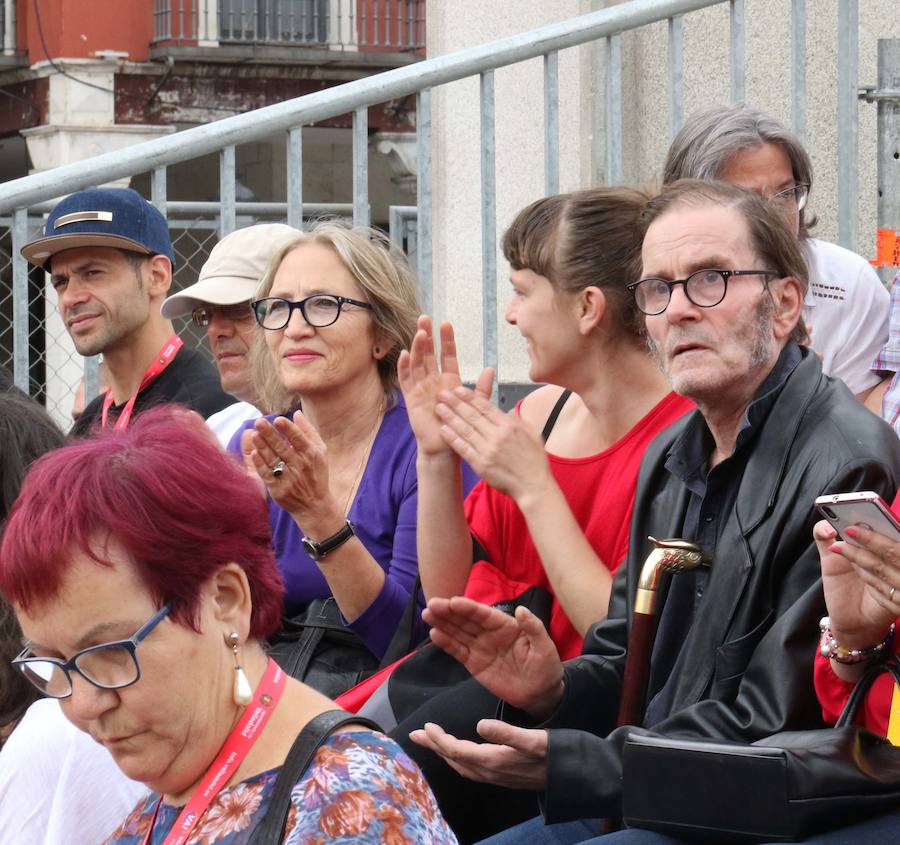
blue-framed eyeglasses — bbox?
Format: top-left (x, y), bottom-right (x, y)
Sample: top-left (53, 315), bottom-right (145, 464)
top-left (627, 268), bottom-right (779, 316)
top-left (12, 604), bottom-right (171, 699)
top-left (252, 294), bottom-right (373, 331)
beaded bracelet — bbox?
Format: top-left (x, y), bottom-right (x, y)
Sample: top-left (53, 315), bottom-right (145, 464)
top-left (819, 616), bottom-right (896, 665)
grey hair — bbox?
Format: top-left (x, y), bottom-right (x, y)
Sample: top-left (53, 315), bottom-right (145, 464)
top-left (662, 103), bottom-right (816, 238)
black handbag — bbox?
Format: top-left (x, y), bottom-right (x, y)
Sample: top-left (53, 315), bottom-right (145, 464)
top-left (268, 595), bottom-right (419, 700)
top-left (268, 597), bottom-right (378, 700)
top-left (622, 653), bottom-right (900, 843)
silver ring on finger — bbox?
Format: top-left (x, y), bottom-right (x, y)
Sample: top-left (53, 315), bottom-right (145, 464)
top-left (272, 460), bottom-right (287, 478)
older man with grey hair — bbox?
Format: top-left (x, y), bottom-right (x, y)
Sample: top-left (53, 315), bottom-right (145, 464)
top-left (662, 102), bottom-right (889, 402)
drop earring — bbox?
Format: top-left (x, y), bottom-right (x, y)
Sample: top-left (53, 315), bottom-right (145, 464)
top-left (228, 632), bottom-right (253, 706)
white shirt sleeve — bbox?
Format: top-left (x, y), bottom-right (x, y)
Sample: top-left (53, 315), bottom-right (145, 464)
top-left (802, 239), bottom-right (890, 394)
top-left (205, 401), bottom-right (261, 448)
top-left (0, 699), bottom-right (147, 845)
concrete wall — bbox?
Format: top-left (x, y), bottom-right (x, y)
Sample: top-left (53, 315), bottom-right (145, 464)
top-left (428, 0), bottom-right (900, 384)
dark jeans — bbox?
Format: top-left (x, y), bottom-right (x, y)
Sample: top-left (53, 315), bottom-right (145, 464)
top-left (476, 811), bottom-right (900, 844)
top-left (389, 675), bottom-right (541, 844)
top-left (475, 818), bottom-right (602, 844)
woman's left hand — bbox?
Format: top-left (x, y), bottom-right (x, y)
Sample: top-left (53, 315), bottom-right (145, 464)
top-left (819, 520), bottom-right (900, 646)
top-left (434, 385), bottom-right (553, 503)
top-left (244, 411), bottom-right (340, 525)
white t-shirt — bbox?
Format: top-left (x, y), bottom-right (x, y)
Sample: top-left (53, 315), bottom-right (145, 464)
top-left (206, 400), bottom-right (260, 447)
top-left (802, 238), bottom-right (889, 394)
top-left (0, 699), bottom-right (147, 845)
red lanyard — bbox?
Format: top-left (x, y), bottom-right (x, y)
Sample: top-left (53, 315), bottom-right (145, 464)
top-left (141, 658), bottom-right (286, 845)
top-left (101, 335), bottom-right (184, 431)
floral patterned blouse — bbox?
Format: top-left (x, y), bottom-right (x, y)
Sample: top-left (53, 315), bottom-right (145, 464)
top-left (103, 731), bottom-right (458, 845)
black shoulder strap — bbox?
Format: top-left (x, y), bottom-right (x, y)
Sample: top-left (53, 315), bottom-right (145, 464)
top-left (251, 710), bottom-right (381, 844)
top-left (835, 652), bottom-right (900, 728)
top-left (380, 575), bottom-right (423, 666)
top-left (540, 389), bottom-right (572, 443)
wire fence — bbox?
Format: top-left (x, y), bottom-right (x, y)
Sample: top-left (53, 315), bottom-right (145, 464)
top-left (0, 206), bottom-right (417, 430)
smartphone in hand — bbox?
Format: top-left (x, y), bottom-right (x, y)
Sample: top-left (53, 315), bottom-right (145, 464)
top-left (814, 491), bottom-right (900, 546)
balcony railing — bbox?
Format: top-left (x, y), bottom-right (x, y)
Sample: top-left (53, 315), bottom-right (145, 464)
top-left (1, 0), bottom-right (14, 56)
top-left (153, 0), bottom-right (425, 52)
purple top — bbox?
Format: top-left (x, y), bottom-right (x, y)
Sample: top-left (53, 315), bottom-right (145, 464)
top-left (229, 393), bottom-right (476, 657)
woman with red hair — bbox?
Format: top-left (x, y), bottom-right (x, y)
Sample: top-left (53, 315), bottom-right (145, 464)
top-left (0, 407), bottom-right (456, 844)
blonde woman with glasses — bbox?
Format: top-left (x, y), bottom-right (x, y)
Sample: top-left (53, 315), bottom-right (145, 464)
top-left (231, 222), bottom-right (476, 696)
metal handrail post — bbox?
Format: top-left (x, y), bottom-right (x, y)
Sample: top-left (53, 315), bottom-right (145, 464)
top-left (730, 0), bottom-right (745, 103)
top-left (11, 209), bottom-right (29, 392)
top-left (668, 16), bottom-right (684, 141)
top-left (791, 0), bottom-right (807, 141)
top-left (837, 0), bottom-right (859, 252)
top-left (480, 70), bottom-right (498, 403)
top-left (416, 87), bottom-right (433, 315)
top-left (544, 51), bottom-right (560, 197)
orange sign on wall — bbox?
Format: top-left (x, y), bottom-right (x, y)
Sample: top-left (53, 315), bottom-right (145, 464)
top-left (872, 229), bottom-right (900, 268)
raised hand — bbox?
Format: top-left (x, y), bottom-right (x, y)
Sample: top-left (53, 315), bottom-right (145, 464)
top-left (816, 519), bottom-right (899, 648)
top-left (398, 316), bottom-right (494, 457)
top-left (423, 595), bottom-right (565, 720)
top-left (434, 384), bottom-right (553, 502)
top-left (408, 720), bottom-right (548, 790)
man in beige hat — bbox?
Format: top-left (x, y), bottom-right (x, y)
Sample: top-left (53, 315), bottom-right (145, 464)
top-left (161, 223), bottom-right (299, 444)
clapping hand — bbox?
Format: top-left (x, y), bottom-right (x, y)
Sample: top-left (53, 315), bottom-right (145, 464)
top-left (398, 316), bottom-right (493, 457)
top-left (434, 384), bottom-right (554, 503)
top-left (423, 595), bottom-right (565, 720)
top-left (241, 410), bottom-right (337, 524)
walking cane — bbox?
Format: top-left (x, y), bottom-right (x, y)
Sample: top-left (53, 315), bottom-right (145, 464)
top-left (601, 537), bottom-right (712, 834)
top-left (616, 536), bottom-right (712, 729)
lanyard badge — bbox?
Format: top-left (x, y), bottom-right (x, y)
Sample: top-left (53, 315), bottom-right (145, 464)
top-left (101, 335), bottom-right (184, 431)
top-left (142, 658), bottom-right (286, 845)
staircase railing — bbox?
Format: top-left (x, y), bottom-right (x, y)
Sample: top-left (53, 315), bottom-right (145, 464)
top-left (0, 0), bottom-right (860, 419)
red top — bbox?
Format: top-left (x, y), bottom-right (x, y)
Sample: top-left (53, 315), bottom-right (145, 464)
top-left (813, 491), bottom-right (900, 735)
top-left (464, 391), bottom-right (694, 660)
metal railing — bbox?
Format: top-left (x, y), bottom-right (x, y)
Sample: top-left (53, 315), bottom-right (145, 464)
top-left (219, 0), bottom-right (328, 44)
top-left (152, 0), bottom-right (425, 51)
top-left (0, 0), bottom-right (14, 57)
top-left (0, 0), bottom-right (864, 420)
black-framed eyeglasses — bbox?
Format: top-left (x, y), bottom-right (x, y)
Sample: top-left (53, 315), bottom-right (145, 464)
top-left (768, 183), bottom-right (809, 212)
top-left (252, 294), bottom-right (373, 331)
top-left (12, 604), bottom-right (171, 699)
top-left (191, 303), bottom-right (254, 328)
top-left (628, 269), bottom-right (779, 316)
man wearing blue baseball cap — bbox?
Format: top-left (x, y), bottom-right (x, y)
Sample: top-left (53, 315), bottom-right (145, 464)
top-left (22, 187), bottom-right (233, 434)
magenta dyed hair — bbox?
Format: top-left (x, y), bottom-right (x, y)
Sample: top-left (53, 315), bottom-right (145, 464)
top-left (0, 406), bottom-right (284, 640)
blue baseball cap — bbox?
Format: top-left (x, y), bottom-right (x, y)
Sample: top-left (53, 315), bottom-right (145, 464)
top-left (21, 188), bottom-right (175, 268)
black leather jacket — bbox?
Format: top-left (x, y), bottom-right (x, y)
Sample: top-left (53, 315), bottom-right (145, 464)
top-left (541, 348), bottom-right (900, 821)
